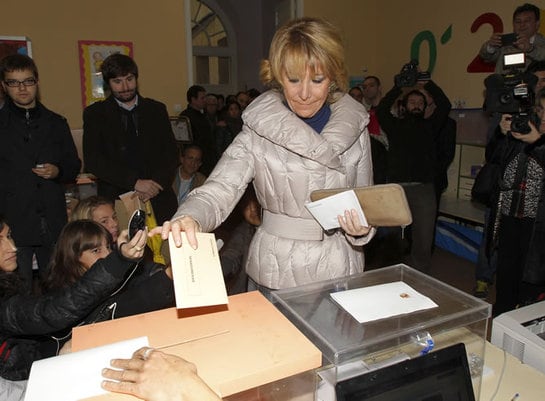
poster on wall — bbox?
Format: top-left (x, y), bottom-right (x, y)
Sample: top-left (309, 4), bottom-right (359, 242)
top-left (0, 36), bottom-right (32, 60)
top-left (78, 40), bottom-right (133, 108)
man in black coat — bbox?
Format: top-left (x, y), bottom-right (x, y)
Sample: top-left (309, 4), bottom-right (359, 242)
top-left (0, 55), bottom-right (81, 292)
top-left (83, 54), bottom-right (178, 224)
top-left (377, 76), bottom-right (451, 273)
top-left (180, 85), bottom-right (217, 175)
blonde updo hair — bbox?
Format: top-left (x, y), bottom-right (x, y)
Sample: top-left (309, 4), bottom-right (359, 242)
top-left (259, 17), bottom-right (348, 102)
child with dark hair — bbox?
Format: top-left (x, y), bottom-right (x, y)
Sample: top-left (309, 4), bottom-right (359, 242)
top-left (0, 215), bottom-right (173, 387)
top-left (0, 214), bottom-right (147, 394)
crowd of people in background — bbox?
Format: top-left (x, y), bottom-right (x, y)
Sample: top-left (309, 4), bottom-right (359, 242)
top-left (2, 4), bottom-right (545, 399)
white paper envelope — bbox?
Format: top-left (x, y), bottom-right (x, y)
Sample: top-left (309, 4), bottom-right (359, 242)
top-left (168, 232), bottom-right (228, 308)
top-left (24, 336), bottom-right (148, 401)
top-left (330, 281), bottom-right (438, 323)
top-left (305, 189), bottom-right (367, 230)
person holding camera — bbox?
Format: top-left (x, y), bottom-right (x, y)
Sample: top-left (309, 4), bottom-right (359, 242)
top-left (485, 90), bottom-right (545, 316)
top-left (479, 3), bottom-right (545, 73)
top-left (376, 64), bottom-right (451, 274)
top-left (474, 61), bottom-right (545, 299)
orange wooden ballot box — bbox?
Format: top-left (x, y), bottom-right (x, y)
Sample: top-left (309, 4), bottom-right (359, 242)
top-left (72, 291), bottom-right (322, 400)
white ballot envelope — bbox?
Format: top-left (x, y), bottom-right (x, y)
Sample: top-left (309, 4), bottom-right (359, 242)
top-left (305, 189), bottom-right (367, 230)
top-left (330, 281), bottom-right (438, 323)
top-left (24, 336), bottom-right (149, 401)
top-left (168, 232), bottom-right (228, 309)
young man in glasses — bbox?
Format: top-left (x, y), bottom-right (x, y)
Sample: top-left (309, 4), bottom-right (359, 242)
top-left (82, 54), bottom-right (178, 224)
top-left (0, 54), bottom-right (81, 293)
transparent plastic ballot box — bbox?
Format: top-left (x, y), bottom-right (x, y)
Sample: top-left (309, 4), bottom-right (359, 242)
top-left (271, 264), bottom-right (491, 400)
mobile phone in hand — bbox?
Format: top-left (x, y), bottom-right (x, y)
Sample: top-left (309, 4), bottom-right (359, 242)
top-left (128, 209), bottom-right (146, 240)
top-left (501, 33), bottom-right (517, 46)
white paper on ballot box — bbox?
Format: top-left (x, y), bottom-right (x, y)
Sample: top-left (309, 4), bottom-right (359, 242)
top-left (24, 336), bottom-right (149, 401)
top-left (330, 281), bottom-right (438, 323)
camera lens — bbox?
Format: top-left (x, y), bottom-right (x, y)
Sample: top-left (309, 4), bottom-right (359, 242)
top-left (511, 114), bottom-right (531, 134)
top-left (499, 92), bottom-right (513, 105)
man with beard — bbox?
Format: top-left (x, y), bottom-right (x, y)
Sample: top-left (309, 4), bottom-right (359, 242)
top-left (376, 76), bottom-right (451, 273)
top-left (83, 54), bottom-right (178, 224)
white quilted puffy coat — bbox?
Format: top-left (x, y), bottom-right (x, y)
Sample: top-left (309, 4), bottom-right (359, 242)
top-left (173, 90), bottom-right (375, 289)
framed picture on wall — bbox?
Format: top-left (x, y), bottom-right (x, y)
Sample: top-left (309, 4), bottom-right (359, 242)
top-left (78, 40), bottom-right (133, 108)
top-left (0, 36), bottom-right (32, 60)
top-left (170, 116), bottom-right (193, 143)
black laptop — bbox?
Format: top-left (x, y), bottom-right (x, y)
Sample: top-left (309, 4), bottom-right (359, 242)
top-left (335, 343), bottom-right (476, 401)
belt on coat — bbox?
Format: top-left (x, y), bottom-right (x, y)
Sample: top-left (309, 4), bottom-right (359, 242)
top-left (261, 210), bottom-right (323, 241)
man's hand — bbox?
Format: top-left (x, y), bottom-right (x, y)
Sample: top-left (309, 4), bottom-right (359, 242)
top-left (135, 179), bottom-right (163, 202)
top-left (514, 34), bottom-right (532, 52)
top-left (487, 33), bottom-right (503, 49)
top-left (102, 347), bottom-right (222, 401)
top-left (32, 163), bottom-right (60, 180)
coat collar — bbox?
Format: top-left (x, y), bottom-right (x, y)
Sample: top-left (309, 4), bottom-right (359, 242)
top-left (242, 90), bottom-right (369, 170)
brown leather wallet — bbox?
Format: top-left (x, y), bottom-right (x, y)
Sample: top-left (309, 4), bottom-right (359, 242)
top-left (310, 183), bottom-right (412, 227)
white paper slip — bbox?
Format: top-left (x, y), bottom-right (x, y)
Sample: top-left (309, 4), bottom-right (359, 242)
top-left (24, 336), bottom-right (149, 401)
top-left (305, 189), bottom-right (367, 230)
top-left (168, 232), bottom-right (228, 309)
top-left (330, 281), bottom-right (438, 323)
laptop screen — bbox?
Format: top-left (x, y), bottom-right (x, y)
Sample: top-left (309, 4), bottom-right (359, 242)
top-left (335, 343), bottom-right (475, 401)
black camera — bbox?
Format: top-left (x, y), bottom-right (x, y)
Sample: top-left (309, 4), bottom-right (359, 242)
top-left (395, 60), bottom-right (419, 87)
top-left (395, 60), bottom-right (431, 88)
top-left (484, 52), bottom-right (538, 134)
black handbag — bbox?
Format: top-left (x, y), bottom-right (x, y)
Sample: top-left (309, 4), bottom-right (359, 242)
top-left (471, 162), bottom-right (501, 207)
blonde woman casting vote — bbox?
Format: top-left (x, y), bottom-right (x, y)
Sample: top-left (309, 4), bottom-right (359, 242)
top-left (155, 17), bottom-right (374, 292)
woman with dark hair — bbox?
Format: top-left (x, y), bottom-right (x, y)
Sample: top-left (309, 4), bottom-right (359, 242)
top-left (214, 100), bottom-right (243, 157)
top-left (0, 216), bottom-right (22, 300)
top-left (45, 220), bottom-right (112, 290)
top-left (0, 214), bottom-right (147, 394)
top-left (1, 218), bottom-right (174, 390)
top-left (486, 89), bottom-right (545, 316)
top-left (44, 220), bottom-right (174, 322)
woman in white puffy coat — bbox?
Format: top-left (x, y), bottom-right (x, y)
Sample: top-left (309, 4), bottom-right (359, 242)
top-left (157, 17), bottom-right (375, 291)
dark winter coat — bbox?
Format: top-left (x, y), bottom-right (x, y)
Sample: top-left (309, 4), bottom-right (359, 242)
top-left (0, 251), bottom-right (134, 380)
top-left (83, 95), bottom-right (178, 224)
top-left (0, 101), bottom-right (81, 246)
top-left (376, 80), bottom-right (451, 184)
top-left (0, 252), bottom-right (174, 380)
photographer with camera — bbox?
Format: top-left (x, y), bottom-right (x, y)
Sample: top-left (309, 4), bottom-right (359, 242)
top-left (484, 88), bottom-right (545, 316)
top-left (474, 54), bottom-right (540, 299)
top-left (479, 3), bottom-right (545, 73)
top-left (376, 61), bottom-right (451, 274)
